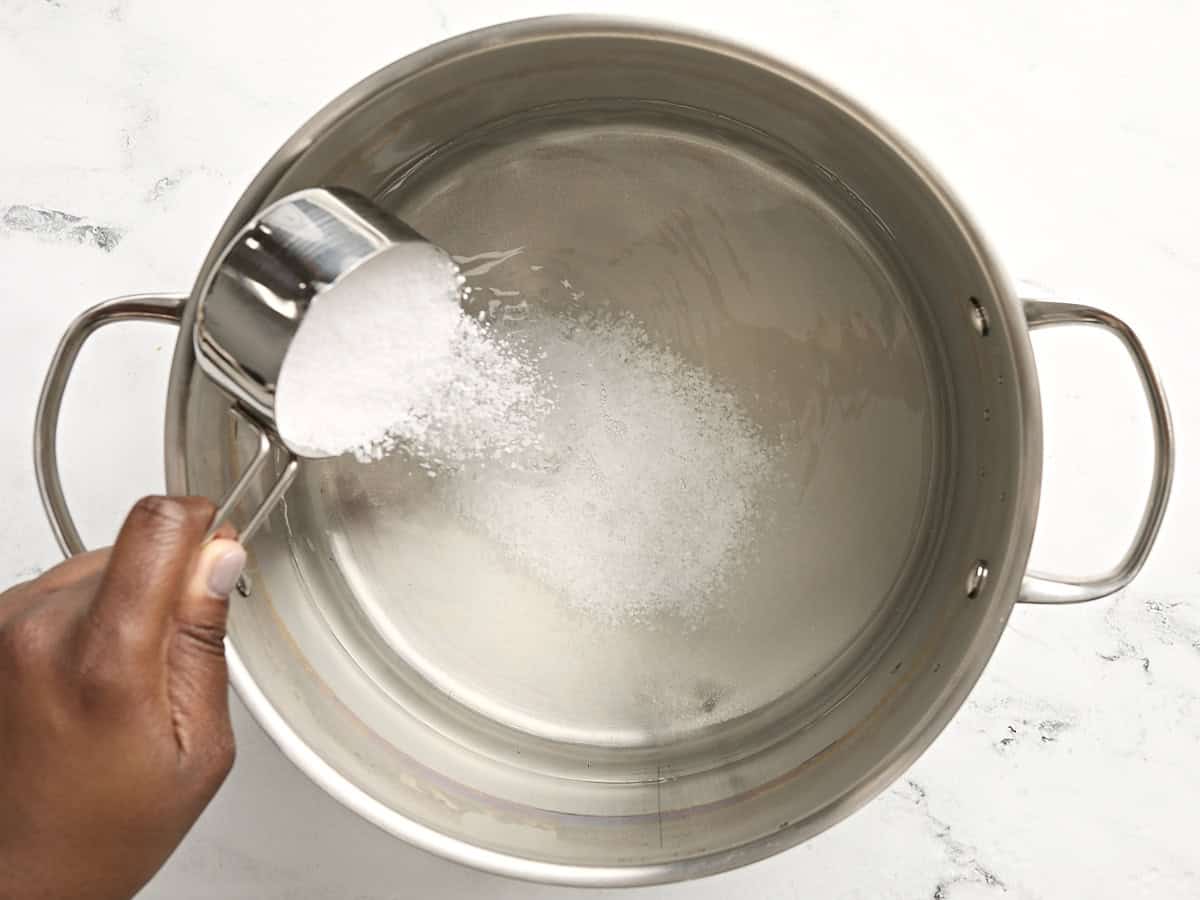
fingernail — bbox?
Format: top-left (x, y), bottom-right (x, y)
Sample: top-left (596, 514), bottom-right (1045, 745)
top-left (207, 544), bottom-right (247, 598)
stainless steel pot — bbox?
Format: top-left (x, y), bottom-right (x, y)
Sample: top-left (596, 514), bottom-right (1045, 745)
top-left (34, 17), bottom-right (1173, 887)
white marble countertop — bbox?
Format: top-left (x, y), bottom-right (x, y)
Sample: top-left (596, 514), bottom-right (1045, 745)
top-left (2, 1), bottom-right (1198, 897)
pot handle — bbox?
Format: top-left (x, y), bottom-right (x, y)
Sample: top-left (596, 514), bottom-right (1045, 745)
top-left (35, 294), bottom-right (189, 556)
top-left (1019, 300), bottom-right (1174, 604)
top-left (34, 294), bottom-right (300, 558)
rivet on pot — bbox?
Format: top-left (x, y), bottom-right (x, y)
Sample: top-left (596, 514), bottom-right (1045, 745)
top-left (969, 297), bottom-right (990, 337)
top-left (966, 560), bottom-right (989, 599)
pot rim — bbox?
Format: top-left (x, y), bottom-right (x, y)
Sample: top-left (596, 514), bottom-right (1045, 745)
top-left (163, 15), bottom-right (1041, 886)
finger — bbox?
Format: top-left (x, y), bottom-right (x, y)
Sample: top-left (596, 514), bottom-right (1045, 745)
top-left (0, 550), bottom-right (111, 625)
top-left (170, 539), bottom-right (244, 760)
top-left (210, 521), bottom-right (237, 542)
top-left (35, 548), bottom-right (112, 592)
top-left (178, 539), bottom-right (243, 655)
top-left (0, 582), bottom-right (34, 626)
top-left (87, 496), bottom-right (215, 658)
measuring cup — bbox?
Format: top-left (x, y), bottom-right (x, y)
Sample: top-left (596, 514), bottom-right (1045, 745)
top-left (36, 187), bottom-right (439, 550)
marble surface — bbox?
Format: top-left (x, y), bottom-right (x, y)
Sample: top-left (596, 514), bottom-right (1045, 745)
top-left (2, 1), bottom-right (1199, 897)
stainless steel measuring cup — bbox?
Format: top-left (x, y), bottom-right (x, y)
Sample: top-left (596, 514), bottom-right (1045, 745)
top-left (36, 187), bottom-right (439, 550)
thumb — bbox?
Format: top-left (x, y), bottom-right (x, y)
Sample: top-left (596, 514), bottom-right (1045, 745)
top-left (170, 539), bottom-right (245, 758)
top-left (179, 538), bottom-right (244, 647)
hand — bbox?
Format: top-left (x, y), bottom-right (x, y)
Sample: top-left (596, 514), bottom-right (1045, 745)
top-left (0, 497), bottom-right (246, 900)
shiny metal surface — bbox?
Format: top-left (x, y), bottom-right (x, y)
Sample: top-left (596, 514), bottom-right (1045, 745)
top-left (1019, 300), bottom-right (1174, 604)
top-left (168, 20), bottom-right (1044, 882)
top-left (195, 187), bottom-right (429, 431)
top-left (37, 17), bottom-right (1173, 887)
top-left (34, 293), bottom-right (188, 555)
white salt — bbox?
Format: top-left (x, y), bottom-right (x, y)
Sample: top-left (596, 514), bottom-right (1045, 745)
top-left (444, 310), bottom-right (774, 626)
top-left (275, 243), bottom-right (551, 467)
top-left (276, 245), bottom-right (774, 626)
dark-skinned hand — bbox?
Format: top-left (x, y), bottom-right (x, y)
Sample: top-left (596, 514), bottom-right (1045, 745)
top-left (0, 496), bottom-right (246, 900)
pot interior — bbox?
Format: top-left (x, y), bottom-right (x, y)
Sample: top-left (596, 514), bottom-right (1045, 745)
top-left (178, 21), bottom-right (1034, 881)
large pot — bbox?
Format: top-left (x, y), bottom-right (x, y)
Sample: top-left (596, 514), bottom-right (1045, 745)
top-left (34, 17), bottom-right (1173, 886)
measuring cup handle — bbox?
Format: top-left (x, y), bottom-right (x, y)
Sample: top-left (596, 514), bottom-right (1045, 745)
top-left (1019, 299), bottom-right (1174, 604)
top-left (204, 411), bottom-right (301, 546)
top-left (35, 294), bottom-right (189, 556)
